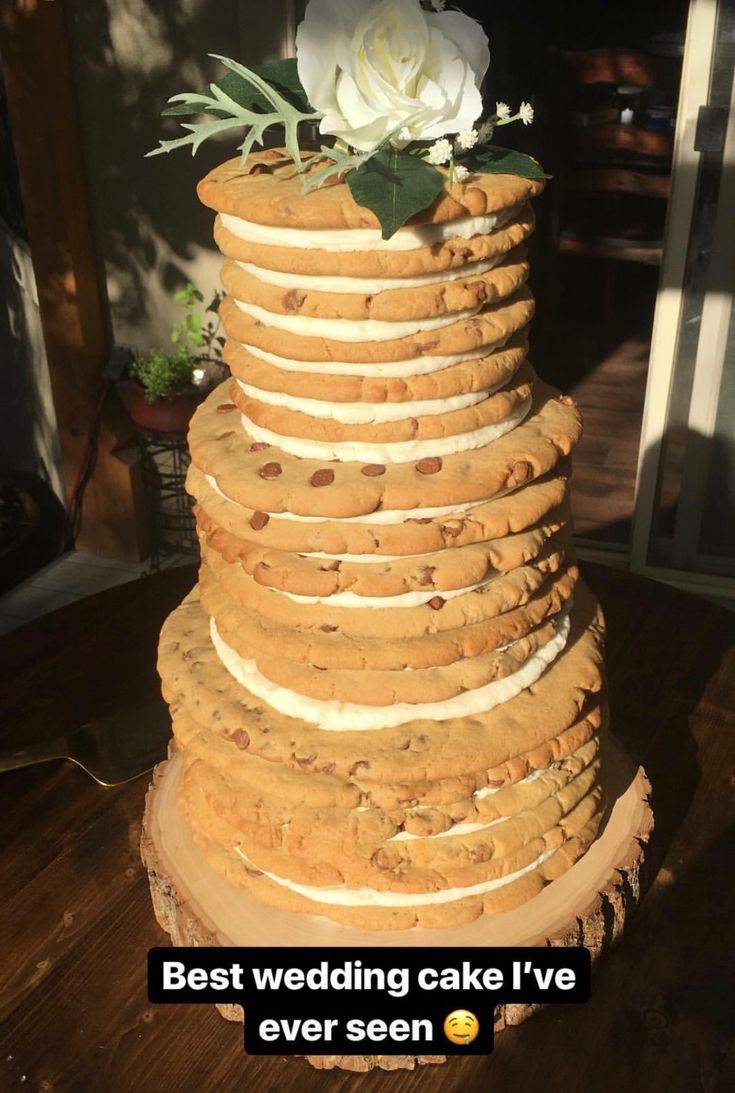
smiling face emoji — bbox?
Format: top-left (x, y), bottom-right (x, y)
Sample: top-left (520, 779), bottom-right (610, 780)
top-left (443, 1009), bottom-right (480, 1045)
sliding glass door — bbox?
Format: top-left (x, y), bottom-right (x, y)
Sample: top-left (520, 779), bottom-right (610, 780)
top-left (629, 0), bottom-right (735, 598)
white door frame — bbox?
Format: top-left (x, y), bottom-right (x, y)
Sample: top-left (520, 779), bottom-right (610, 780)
top-left (629, 0), bottom-right (719, 568)
top-left (624, 0), bottom-right (735, 600)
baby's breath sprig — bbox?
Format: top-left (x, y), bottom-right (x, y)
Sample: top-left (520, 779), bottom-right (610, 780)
top-left (453, 100), bottom-right (535, 157)
top-left (420, 99), bottom-right (537, 185)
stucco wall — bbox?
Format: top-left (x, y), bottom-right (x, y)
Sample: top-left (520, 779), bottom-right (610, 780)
top-left (65, 0), bottom-right (302, 352)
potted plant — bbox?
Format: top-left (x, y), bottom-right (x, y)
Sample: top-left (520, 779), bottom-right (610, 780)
top-left (129, 283), bottom-right (226, 434)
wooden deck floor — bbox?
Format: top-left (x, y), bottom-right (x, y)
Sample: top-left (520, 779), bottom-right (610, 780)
top-left (533, 263), bottom-right (655, 546)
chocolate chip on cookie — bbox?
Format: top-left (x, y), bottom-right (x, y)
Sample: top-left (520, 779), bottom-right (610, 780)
top-left (506, 460), bottom-right (533, 488)
top-left (249, 441), bottom-right (271, 452)
top-left (216, 403), bottom-right (237, 414)
top-left (284, 289), bottom-right (305, 311)
top-left (361, 463), bottom-right (386, 477)
top-left (249, 511), bottom-right (270, 530)
top-left (310, 468), bottom-right (335, 487)
top-left (427, 596), bottom-right (445, 610)
top-left (416, 456), bottom-right (442, 475)
top-left (258, 462), bottom-right (282, 479)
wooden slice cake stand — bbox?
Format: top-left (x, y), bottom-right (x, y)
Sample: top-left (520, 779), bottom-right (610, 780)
top-left (141, 733), bottom-right (652, 1072)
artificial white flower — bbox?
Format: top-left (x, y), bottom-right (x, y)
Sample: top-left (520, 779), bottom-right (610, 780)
top-left (296, 0), bottom-right (491, 153)
top-left (495, 101), bottom-right (511, 120)
top-left (453, 164), bottom-right (470, 182)
top-left (424, 0), bottom-right (446, 10)
top-left (519, 101), bottom-right (535, 125)
top-left (476, 119), bottom-right (495, 142)
top-left (455, 127), bottom-right (479, 150)
top-left (427, 137), bottom-right (453, 164)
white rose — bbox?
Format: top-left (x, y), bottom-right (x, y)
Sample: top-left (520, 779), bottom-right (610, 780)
top-left (296, 0), bottom-right (490, 153)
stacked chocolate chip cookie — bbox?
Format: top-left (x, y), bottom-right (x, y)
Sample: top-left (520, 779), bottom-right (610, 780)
top-left (155, 149), bottom-right (609, 931)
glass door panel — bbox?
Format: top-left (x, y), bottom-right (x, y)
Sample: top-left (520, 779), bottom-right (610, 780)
top-left (640, 0), bottom-right (735, 581)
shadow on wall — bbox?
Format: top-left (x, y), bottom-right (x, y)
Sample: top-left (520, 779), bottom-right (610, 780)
top-left (0, 219), bottom-right (64, 501)
top-left (64, 0), bottom-right (302, 352)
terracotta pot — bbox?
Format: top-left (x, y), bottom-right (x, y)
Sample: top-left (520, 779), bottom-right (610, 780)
top-left (129, 381), bottom-right (208, 436)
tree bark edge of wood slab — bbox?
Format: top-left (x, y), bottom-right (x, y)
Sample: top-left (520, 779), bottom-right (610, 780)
top-left (140, 748), bottom-right (653, 1072)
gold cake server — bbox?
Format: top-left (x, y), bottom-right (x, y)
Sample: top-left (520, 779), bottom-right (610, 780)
top-left (0, 699), bottom-right (171, 786)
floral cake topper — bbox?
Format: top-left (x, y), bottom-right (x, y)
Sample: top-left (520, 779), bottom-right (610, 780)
top-left (149, 0), bottom-right (546, 238)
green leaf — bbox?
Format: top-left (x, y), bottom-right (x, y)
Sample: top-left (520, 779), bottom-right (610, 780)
top-left (148, 56), bottom-right (321, 168)
top-left (185, 313), bottom-right (202, 333)
top-left (162, 58), bottom-right (309, 117)
top-left (464, 145), bottom-right (551, 180)
top-left (347, 147), bottom-right (444, 240)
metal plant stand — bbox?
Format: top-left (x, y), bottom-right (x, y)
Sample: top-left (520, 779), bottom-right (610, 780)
top-left (137, 429), bottom-right (198, 571)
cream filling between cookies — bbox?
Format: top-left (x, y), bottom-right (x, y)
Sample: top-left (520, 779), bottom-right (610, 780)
top-left (220, 206), bottom-right (520, 252)
top-left (234, 298), bottom-right (484, 342)
top-left (239, 395), bottom-right (531, 462)
top-left (474, 767), bottom-right (548, 798)
top-left (390, 815), bottom-right (510, 842)
top-left (236, 253), bottom-right (504, 292)
top-left (239, 338), bottom-right (511, 377)
top-left (297, 550), bottom-right (404, 562)
top-left (275, 575), bottom-right (495, 608)
top-left (205, 472), bottom-right (479, 523)
top-left (231, 843), bottom-right (556, 907)
top-left (235, 378), bottom-right (493, 423)
top-left (208, 606), bottom-right (571, 731)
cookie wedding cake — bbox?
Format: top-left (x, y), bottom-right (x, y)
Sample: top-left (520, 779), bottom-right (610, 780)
top-left (141, 0), bottom-right (651, 1063)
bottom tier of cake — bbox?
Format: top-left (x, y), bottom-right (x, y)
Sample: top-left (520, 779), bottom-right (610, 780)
top-left (154, 580), bottom-right (631, 931)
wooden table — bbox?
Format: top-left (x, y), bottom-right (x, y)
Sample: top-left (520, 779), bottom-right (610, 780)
top-left (1, 563), bottom-right (734, 1093)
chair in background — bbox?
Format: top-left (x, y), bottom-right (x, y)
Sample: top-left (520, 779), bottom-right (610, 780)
top-left (542, 48), bottom-right (680, 326)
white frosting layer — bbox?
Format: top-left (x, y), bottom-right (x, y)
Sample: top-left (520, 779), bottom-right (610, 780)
top-left (297, 550), bottom-right (404, 562)
top-left (239, 338), bottom-right (510, 377)
top-left (232, 843), bottom-right (555, 907)
top-left (240, 395), bottom-right (531, 462)
top-left (390, 815), bottom-right (509, 842)
top-left (204, 472), bottom-right (477, 524)
top-left (474, 767), bottom-right (548, 799)
top-left (220, 206), bottom-right (519, 253)
top-left (234, 298), bottom-right (482, 342)
top-left (236, 378), bottom-right (489, 424)
top-left (209, 607), bottom-right (571, 731)
top-left (237, 253), bottom-right (503, 292)
top-left (277, 575), bottom-right (494, 608)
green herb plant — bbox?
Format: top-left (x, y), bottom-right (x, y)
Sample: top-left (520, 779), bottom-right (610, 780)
top-left (133, 283), bottom-right (225, 403)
